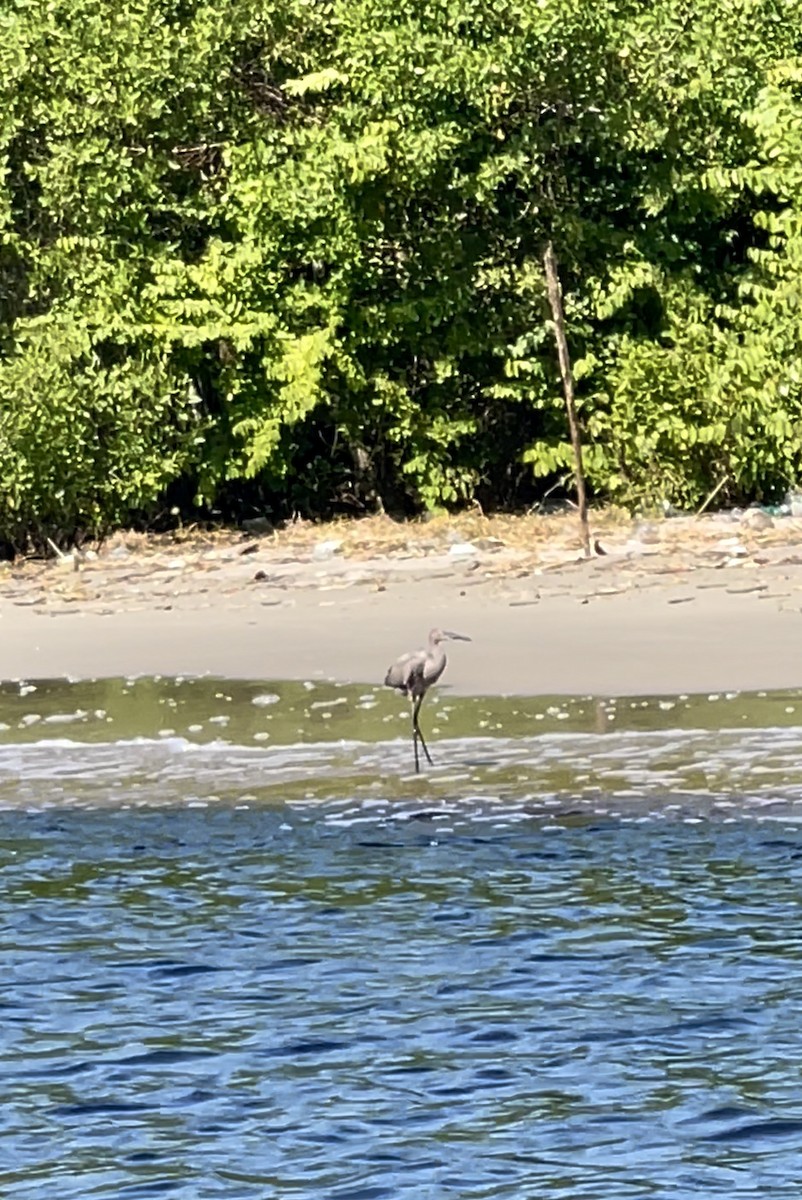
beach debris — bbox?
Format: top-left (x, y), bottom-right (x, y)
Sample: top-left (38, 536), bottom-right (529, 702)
top-left (313, 539), bottom-right (343, 560)
top-left (714, 537), bottom-right (748, 556)
top-left (695, 476), bottom-right (728, 516)
top-left (634, 522), bottom-right (660, 544)
top-left (239, 542), bottom-right (260, 556)
top-left (740, 508), bottom-right (774, 531)
top-left (47, 537), bottom-right (80, 571)
top-left (448, 541), bottom-right (479, 557)
top-left (785, 490), bottom-right (802, 517)
top-left (242, 516), bottom-right (272, 534)
top-left (622, 537), bottom-right (660, 557)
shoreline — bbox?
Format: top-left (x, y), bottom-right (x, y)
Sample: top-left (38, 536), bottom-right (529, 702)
top-left (2, 511), bottom-right (802, 697)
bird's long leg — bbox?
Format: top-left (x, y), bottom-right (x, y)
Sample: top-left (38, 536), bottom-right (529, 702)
top-left (411, 704), bottom-right (420, 773)
top-left (412, 694), bottom-right (433, 766)
top-left (408, 694), bottom-right (421, 773)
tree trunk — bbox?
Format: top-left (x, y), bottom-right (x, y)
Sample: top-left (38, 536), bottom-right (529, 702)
top-left (543, 241), bottom-right (591, 558)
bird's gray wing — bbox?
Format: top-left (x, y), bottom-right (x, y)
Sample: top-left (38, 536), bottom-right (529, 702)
top-left (385, 649), bottom-right (426, 690)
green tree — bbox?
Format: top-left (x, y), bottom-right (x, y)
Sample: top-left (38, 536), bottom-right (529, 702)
top-left (1, 0), bottom-right (802, 545)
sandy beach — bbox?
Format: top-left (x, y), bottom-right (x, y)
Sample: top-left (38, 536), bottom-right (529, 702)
top-left (2, 509), bottom-right (802, 696)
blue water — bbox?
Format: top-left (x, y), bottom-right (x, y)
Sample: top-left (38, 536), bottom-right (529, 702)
top-left (3, 801), bottom-right (802, 1198)
top-left (3, 678), bottom-right (802, 1196)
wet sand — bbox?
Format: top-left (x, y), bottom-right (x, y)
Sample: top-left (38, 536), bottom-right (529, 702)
top-left (2, 510), bottom-right (802, 696)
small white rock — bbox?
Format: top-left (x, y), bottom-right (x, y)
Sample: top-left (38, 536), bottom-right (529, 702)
top-left (313, 540), bottom-right (342, 560)
top-left (740, 509), bottom-right (773, 531)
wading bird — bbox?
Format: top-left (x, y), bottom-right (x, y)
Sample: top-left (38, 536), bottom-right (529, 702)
top-left (384, 628), bottom-right (471, 773)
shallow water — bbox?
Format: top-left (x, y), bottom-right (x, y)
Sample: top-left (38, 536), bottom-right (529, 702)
top-left (3, 678), bottom-right (802, 1197)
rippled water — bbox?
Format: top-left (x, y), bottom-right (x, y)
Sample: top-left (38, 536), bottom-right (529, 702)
top-left (3, 678), bottom-right (802, 1197)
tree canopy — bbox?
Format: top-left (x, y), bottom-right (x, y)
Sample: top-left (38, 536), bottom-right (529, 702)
top-left (1, 0), bottom-right (801, 545)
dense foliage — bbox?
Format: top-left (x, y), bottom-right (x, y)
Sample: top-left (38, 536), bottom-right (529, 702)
top-left (1, 0), bottom-right (802, 545)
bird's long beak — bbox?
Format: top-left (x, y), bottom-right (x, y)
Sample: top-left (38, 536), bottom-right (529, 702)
top-left (443, 630), bottom-right (471, 641)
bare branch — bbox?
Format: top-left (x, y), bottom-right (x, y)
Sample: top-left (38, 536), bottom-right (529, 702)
top-left (543, 241), bottom-right (591, 558)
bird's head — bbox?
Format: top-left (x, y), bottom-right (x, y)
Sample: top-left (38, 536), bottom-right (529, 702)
top-left (430, 628), bottom-right (472, 644)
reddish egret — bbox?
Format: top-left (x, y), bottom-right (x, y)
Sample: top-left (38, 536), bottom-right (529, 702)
top-left (384, 628), bottom-right (471, 773)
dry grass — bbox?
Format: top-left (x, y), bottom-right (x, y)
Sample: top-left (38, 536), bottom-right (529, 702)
top-left (80, 509), bottom-right (635, 561)
top-left (10, 506), bottom-right (802, 580)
